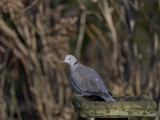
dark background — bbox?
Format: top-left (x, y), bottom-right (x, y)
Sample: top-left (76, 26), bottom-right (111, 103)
top-left (0, 0), bottom-right (160, 120)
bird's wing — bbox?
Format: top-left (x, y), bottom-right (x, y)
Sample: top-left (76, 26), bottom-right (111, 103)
top-left (69, 74), bottom-right (82, 93)
top-left (71, 66), bottom-right (105, 93)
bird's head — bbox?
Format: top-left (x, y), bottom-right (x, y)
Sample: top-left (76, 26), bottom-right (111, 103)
top-left (62, 55), bottom-right (78, 66)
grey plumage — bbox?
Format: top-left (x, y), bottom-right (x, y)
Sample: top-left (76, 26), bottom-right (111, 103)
top-left (63, 55), bottom-right (115, 101)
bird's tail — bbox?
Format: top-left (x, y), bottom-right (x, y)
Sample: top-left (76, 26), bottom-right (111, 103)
top-left (101, 95), bottom-right (115, 101)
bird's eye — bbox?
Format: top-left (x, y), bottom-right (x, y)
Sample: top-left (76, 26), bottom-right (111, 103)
top-left (69, 58), bottom-right (71, 60)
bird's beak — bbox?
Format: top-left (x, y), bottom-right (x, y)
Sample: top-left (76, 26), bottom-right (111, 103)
top-left (62, 60), bottom-right (67, 63)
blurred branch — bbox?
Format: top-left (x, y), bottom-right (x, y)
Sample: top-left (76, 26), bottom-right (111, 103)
top-left (0, 50), bottom-right (10, 120)
top-left (75, 10), bottom-right (100, 59)
top-left (0, 16), bottom-right (29, 56)
top-left (148, 21), bottom-right (159, 98)
top-left (128, 0), bottom-right (139, 11)
top-left (98, 0), bottom-right (118, 74)
top-left (77, 0), bottom-right (86, 10)
top-left (75, 0), bottom-right (102, 59)
top-left (155, 99), bottom-right (160, 120)
top-left (158, 0), bottom-right (160, 12)
top-left (23, 0), bottom-right (39, 13)
top-left (75, 11), bottom-right (87, 59)
top-left (89, 23), bottom-right (108, 48)
top-left (85, 25), bottom-right (98, 45)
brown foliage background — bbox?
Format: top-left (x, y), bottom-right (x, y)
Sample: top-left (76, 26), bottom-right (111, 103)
top-left (0, 0), bottom-right (160, 120)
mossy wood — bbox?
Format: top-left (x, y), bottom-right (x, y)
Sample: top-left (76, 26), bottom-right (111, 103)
top-left (72, 95), bottom-right (157, 118)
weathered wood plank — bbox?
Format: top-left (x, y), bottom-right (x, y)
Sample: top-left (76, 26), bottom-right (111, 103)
top-left (72, 95), bottom-right (157, 118)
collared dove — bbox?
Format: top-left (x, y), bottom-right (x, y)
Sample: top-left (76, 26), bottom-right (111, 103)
top-left (62, 55), bottom-right (115, 101)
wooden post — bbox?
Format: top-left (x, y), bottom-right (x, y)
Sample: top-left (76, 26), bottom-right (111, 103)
top-left (72, 95), bottom-right (157, 120)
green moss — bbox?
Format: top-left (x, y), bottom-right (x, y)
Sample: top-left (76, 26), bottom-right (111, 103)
top-left (72, 95), bottom-right (157, 118)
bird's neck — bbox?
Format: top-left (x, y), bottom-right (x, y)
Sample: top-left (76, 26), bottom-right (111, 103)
top-left (70, 63), bottom-right (79, 73)
top-left (74, 60), bottom-right (78, 65)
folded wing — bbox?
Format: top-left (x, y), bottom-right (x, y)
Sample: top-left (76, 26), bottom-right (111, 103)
top-left (71, 66), bottom-right (107, 94)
